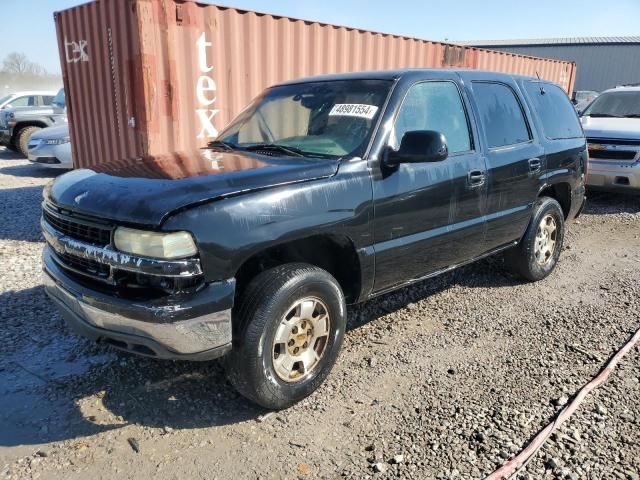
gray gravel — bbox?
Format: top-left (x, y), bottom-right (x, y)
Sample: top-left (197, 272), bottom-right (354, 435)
top-left (1, 148), bottom-right (639, 479)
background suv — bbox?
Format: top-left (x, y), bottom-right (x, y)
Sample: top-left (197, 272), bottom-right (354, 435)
top-left (581, 86), bottom-right (640, 193)
top-left (0, 88), bottom-right (65, 157)
top-left (0, 90), bottom-right (56, 110)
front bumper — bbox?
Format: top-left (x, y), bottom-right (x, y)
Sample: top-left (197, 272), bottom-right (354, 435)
top-left (587, 159), bottom-right (640, 193)
top-left (28, 139), bottom-right (73, 169)
top-left (43, 247), bottom-right (235, 361)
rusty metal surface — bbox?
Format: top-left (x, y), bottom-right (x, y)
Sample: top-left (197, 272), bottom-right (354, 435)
top-left (55, 0), bottom-right (577, 168)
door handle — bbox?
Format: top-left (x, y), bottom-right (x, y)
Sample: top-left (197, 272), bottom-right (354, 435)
top-left (467, 170), bottom-right (486, 187)
top-left (528, 157), bottom-right (542, 173)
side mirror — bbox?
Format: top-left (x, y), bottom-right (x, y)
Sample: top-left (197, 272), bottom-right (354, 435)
top-left (2, 104), bottom-right (11, 109)
top-left (386, 130), bottom-right (448, 166)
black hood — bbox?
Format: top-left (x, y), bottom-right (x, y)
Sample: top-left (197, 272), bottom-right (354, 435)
top-left (46, 150), bottom-right (340, 226)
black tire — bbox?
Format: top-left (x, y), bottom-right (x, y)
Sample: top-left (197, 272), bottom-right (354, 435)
top-left (224, 263), bottom-right (346, 410)
top-left (17, 126), bottom-right (41, 158)
top-left (504, 197), bottom-right (565, 282)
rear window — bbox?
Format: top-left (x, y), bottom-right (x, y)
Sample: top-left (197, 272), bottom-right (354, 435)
top-left (472, 82), bottom-right (531, 148)
top-left (525, 82), bottom-right (583, 139)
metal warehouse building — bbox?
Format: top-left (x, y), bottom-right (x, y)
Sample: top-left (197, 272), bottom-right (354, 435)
top-left (458, 37), bottom-right (640, 93)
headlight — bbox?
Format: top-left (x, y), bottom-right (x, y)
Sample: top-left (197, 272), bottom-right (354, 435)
top-left (45, 137), bottom-right (71, 145)
top-left (114, 227), bottom-right (198, 259)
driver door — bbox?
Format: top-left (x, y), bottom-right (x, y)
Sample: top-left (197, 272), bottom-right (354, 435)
top-left (371, 78), bottom-right (487, 293)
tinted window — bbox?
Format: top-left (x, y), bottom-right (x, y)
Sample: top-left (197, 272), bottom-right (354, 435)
top-left (525, 82), bottom-right (582, 139)
top-left (392, 81), bottom-right (471, 153)
top-left (472, 82), bottom-right (531, 148)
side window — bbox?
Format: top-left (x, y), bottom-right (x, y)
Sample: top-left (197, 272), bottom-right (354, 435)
top-left (42, 95), bottom-right (55, 106)
top-left (10, 96), bottom-right (33, 107)
top-left (472, 82), bottom-right (531, 148)
top-left (524, 82), bottom-right (583, 139)
top-left (392, 81), bottom-right (472, 154)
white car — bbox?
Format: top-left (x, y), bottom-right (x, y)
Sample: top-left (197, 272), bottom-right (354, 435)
top-left (581, 86), bottom-right (640, 194)
top-left (27, 123), bottom-right (73, 169)
top-left (0, 91), bottom-right (57, 110)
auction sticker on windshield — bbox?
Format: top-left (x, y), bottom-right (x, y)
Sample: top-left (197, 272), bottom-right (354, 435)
top-left (329, 104), bottom-right (379, 119)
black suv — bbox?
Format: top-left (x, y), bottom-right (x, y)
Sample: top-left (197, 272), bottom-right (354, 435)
top-left (42, 69), bottom-right (586, 409)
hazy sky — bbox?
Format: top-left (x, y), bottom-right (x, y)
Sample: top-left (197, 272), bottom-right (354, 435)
top-left (3, 0), bottom-right (640, 74)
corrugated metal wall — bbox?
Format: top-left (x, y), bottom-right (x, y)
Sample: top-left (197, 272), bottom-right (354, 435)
top-left (472, 44), bottom-right (640, 92)
top-left (56, 0), bottom-right (576, 168)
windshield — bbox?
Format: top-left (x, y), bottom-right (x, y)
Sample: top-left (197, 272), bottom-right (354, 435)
top-left (215, 79), bottom-right (393, 159)
top-left (582, 91), bottom-right (640, 117)
top-left (0, 95), bottom-right (12, 105)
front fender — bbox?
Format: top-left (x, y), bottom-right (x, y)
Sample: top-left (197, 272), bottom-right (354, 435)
top-left (162, 163), bottom-right (374, 285)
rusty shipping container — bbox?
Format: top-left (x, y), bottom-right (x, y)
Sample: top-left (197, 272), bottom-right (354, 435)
top-left (55, 0), bottom-right (577, 169)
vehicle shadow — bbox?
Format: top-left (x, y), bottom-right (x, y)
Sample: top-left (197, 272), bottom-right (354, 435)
top-left (582, 190), bottom-right (640, 215)
top-left (0, 258), bottom-right (519, 449)
top-left (0, 285), bottom-right (263, 449)
top-left (0, 147), bottom-right (23, 160)
top-left (0, 161), bottom-right (64, 179)
top-left (348, 257), bottom-right (518, 330)
top-left (0, 185), bottom-right (46, 242)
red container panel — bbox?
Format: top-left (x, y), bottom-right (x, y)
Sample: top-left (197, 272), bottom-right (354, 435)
top-left (55, 0), bottom-right (577, 168)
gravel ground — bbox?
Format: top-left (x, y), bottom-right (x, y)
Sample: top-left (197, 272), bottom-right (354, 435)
top-left (1, 147), bottom-right (639, 480)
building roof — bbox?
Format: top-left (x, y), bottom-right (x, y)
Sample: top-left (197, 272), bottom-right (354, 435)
top-left (457, 37), bottom-right (640, 47)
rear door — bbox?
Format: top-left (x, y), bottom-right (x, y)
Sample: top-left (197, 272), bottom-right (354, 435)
top-left (461, 73), bottom-right (544, 251)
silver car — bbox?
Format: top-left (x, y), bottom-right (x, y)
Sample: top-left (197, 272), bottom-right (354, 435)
top-left (27, 124), bottom-right (73, 169)
top-left (581, 86), bottom-right (640, 193)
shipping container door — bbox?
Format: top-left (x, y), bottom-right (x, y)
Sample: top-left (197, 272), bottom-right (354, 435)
top-left (55, 0), bottom-right (146, 166)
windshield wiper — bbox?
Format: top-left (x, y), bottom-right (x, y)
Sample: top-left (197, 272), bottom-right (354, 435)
top-left (623, 114), bottom-right (640, 118)
top-left (208, 140), bottom-right (237, 151)
top-left (585, 113), bottom-right (623, 118)
top-left (243, 143), bottom-right (306, 157)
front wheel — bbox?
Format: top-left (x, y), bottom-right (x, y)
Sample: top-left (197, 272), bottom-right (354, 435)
top-left (17, 126), bottom-right (41, 158)
top-left (224, 263), bottom-right (346, 410)
top-left (504, 197), bottom-right (565, 282)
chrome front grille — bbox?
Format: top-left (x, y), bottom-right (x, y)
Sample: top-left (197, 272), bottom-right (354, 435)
top-left (43, 206), bottom-right (112, 246)
top-left (43, 204), bottom-right (114, 282)
top-left (587, 138), bottom-right (640, 162)
top-left (57, 251), bottom-right (112, 281)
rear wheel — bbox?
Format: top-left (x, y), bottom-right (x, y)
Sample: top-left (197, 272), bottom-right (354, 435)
top-left (17, 126), bottom-right (41, 158)
top-left (504, 197), bottom-right (565, 281)
top-left (224, 263), bottom-right (346, 410)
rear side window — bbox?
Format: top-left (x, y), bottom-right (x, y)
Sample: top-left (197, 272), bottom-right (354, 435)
top-left (472, 82), bottom-right (531, 148)
top-left (42, 95), bottom-right (55, 105)
top-left (524, 82), bottom-right (582, 139)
